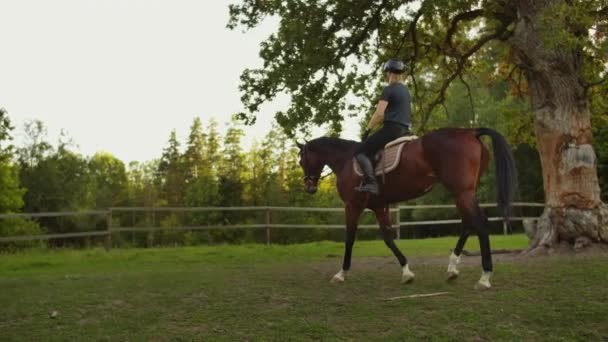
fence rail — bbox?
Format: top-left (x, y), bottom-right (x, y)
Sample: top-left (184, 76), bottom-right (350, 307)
top-left (0, 210), bottom-right (109, 219)
top-left (0, 203), bottom-right (545, 247)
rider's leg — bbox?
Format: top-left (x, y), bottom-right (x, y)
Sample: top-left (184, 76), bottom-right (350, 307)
top-left (354, 123), bottom-right (406, 195)
top-left (354, 153), bottom-right (379, 195)
top-left (354, 131), bottom-right (386, 194)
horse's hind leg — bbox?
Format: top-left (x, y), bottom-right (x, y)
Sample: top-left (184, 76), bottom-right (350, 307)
top-left (331, 203), bottom-right (363, 283)
top-left (374, 208), bottom-right (414, 284)
top-left (475, 231), bottom-right (493, 290)
top-left (454, 191), bottom-right (493, 290)
top-left (447, 230), bottom-right (469, 281)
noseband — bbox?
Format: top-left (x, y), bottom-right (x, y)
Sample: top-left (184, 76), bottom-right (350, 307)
top-left (303, 174), bottom-right (320, 182)
top-left (301, 144), bottom-right (331, 182)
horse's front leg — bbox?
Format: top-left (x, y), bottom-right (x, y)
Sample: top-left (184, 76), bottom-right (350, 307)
top-left (331, 203), bottom-right (363, 283)
top-left (373, 208), bottom-right (414, 284)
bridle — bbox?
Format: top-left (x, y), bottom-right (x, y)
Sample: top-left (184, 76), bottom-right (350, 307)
top-left (303, 171), bottom-right (332, 183)
top-left (300, 144), bottom-right (332, 183)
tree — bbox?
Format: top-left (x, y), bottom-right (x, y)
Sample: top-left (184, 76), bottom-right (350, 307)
top-left (17, 120), bottom-right (52, 170)
top-left (184, 118), bottom-right (221, 211)
top-left (206, 118), bottom-right (222, 178)
top-left (18, 120), bottom-right (92, 213)
top-left (219, 120), bottom-right (245, 208)
top-left (0, 110), bottom-right (44, 250)
top-left (127, 160), bottom-right (163, 207)
top-left (228, 0), bottom-right (608, 250)
top-left (183, 117), bottom-right (207, 183)
top-left (0, 109), bottom-right (25, 213)
top-left (13, 120), bottom-right (90, 246)
top-left (590, 82), bottom-right (608, 200)
top-left (262, 123), bottom-right (292, 200)
top-left (89, 152), bottom-right (128, 208)
top-left (242, 125), bottom-right (291, 206)
top-left (243, 140), bottom-right (268, 206)
top-left (158, 130), bottom-right (185, 206)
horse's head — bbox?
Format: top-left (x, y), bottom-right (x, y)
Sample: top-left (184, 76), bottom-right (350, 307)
top-left (297, 141), bottom-right (325, 194)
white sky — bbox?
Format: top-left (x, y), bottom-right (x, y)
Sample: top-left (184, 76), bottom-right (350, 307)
top-left (0, 0), bottom-right (362, 163)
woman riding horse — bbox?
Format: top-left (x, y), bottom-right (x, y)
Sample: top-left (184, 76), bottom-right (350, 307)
top-left (297, 61), bottom-right (517, 290)
top-left (355, 59), bottom-right (412, 195)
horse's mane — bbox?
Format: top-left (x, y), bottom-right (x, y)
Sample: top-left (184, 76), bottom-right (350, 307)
top-left (306, 136), bottom-right (360, 152)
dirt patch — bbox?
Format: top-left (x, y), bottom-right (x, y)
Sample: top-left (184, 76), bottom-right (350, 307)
top-left (526, 241), bottom-right (608, 257)
top-left (312, 247), bottom-right (608, 275)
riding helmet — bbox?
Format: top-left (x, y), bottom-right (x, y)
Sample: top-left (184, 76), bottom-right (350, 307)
top-left (383, 59), bottom-right (405, 74)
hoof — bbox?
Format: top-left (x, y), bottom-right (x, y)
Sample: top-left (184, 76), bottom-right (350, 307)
top-left (401, 272), bottom-right (415, 284)
top-left (330, 276), bottom-right (344, 284)
top-left (330, 270), bottom-right (345, 283)
top-left (474, 281), bottom-right (491, 291)
top-left (474, 271), bottom-right (492, 290)
top-left (401, 274), bottom-right (415, 284)
top-left (446, 271), bottom-right (459, 281)
top-left (401, 264), bottom-right (415, 284)
top-left (447, 253), bottom-right (461, 282)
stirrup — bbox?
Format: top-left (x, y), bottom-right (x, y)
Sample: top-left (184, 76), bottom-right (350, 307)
top-left (355, 182), bottom-right (379, 195)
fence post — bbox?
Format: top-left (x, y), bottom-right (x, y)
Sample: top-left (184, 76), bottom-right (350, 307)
top-left (105, 210), bottom-right (112, 251)
top-left (502, 219), bottom-right (508, 235)
top-left (395, 206), bottom-right (401, 240)
top-left (265, 208), bottom-right (271, 245)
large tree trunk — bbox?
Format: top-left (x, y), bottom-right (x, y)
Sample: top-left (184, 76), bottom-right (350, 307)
top-left (511, 0), bottom-right (608, 251)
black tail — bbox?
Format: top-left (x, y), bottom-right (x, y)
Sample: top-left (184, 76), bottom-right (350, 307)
top-left (476, 128), bottom-right (518, 220)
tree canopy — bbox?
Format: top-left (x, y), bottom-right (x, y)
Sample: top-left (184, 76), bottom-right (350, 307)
top-left (228, 0), bottom-right (607, 136)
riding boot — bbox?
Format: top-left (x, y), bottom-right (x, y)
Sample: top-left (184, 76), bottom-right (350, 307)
top-left (354, 154), bottom-right (379, 195)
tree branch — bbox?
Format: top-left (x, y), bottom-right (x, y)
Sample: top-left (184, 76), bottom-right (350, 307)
top-left (441, 103), bottom-right (450, 119)
top-left (503, 64), bottom-right (527, 98)
top-left (459, 73), bottom-right (477, 126)
top-left (337, 0), bottom-right (389, 60)
top-left (419, 22), bottom-right (513, 130)
top-left (444, 9), bottom-right (485, 53)
top-left (395, 7), bottom-right (424, 58)
top-left (396, 7), bottom-right (425, 117)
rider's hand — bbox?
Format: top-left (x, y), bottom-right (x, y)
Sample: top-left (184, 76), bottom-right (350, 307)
top-left (362, 129), bottom-right (371, 141)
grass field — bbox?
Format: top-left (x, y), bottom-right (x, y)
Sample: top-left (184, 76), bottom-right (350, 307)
top-left (1, 235), bottom-right (607, 341)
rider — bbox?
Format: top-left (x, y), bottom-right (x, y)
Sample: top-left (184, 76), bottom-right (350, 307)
top-left (355, 59), bottom-right (412, 195)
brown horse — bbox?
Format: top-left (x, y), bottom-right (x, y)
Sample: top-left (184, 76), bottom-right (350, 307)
top-left (297, 127), bottom-right (517, 290)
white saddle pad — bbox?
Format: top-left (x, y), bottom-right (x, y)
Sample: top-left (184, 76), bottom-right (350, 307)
top-left (353, 135), bottom-right (418, 177)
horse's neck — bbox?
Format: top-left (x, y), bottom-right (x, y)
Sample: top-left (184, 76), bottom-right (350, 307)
top-left (322, 144), bottom-right (357, 176)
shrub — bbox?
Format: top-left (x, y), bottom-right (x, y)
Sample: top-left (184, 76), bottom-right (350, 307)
top-left (0, 218), bottom-right (46, 252)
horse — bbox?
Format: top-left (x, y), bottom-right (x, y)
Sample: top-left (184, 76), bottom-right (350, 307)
top-left (296, 127), bottom-right (517, 290)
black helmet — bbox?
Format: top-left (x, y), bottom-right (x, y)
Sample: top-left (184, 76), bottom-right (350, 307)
top-left (383, 59), bottom-right (405, 74)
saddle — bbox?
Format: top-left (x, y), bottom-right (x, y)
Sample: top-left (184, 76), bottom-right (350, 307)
top-left (353, 135), bottom-right (418, 177)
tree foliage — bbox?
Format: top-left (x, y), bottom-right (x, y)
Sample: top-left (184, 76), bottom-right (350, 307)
top-left (89, 152), bottom-right (128, 208)
top-left (0, 108), bottom-right (24, 213)
top-left (158, 130), bottom-right (185, 206)
top-left (228, 0), bottom-right (607, 135)
top-left (0, 110), bottom-right (43, 249)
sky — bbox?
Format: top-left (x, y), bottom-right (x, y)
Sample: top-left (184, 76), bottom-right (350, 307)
top-left (0, 0), bottom-right (362, 163)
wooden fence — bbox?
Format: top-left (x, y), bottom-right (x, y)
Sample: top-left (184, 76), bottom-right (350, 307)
top-left (0, 202), bottom-right (545, 248)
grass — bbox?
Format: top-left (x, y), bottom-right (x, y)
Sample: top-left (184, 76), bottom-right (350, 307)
top-left (0, 234), bottom-right (606, 341)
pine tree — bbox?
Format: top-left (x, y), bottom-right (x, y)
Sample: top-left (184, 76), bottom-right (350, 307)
top-left (158, 130), bottom-right (185, 206)
top-left (205, 118), bottom-right (221, 179)
top-left (183, 117), bottom-right (207, 183)
top-left (219, 120), bottom-right (244, 208)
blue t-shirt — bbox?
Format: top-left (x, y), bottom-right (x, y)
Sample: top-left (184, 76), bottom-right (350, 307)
top-left (380, 83), bottom-right (412, 127)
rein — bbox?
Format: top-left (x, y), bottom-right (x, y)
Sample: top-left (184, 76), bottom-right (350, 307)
top-left (303, 169), bottom-right (332, 182)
